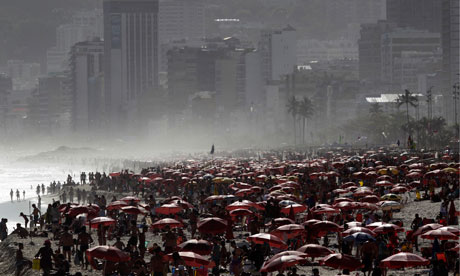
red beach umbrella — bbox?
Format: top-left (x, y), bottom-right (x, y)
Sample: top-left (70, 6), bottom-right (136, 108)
top-left (343, 227), bottom-right (376, 237)
top-left (120, 196), bottom-right (141, 203)
top-left (373, 224), bottom-right (404, 234)
top-left (421, 229), bottom-right (458, 240)
top-left (151, 218), bottom-right (183, 230)
top-left (247, 233), bottom-right (288, 249)
top-left (230, 208), bottom-right (254, 217)
top-left (106, 200), bottom-right (128, 210)
top-left (320, 253), bottom-right (363, 271)
top-left (89, 217), bottom-right (116, 228)
top-left (281, 204), bottom-right (307, 215)
top-left (166, 251), bottom-right (212, 268)
top-left (178, 239), bottom-right (212, 255)
top-left (155, 203), bottom-right (182, 215)
top-left (380, 252), bottom-right (430, 269)
top-left (86, 246), bottom-right (130, 262)
top-left (120, 206), bottom-right (147, 215)
top-left (296, 244), bottom-right (334, 258)
top-left (260, 255), bottom-right (304, 272)
top-left (197, 217), bottom-right (227, 234)
top-left (412, 223), bottom-right (443, 236)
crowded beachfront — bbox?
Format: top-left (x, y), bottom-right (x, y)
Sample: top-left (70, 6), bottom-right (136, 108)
top-left (0, 148), bottom-right (458, 276)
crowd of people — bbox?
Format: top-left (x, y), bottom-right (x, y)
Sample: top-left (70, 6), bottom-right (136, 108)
top-left (4, 148), bottom-right (459, 276)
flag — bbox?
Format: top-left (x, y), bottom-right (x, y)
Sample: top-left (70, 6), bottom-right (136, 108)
top-left (210, 144), bottom-right (215, 155)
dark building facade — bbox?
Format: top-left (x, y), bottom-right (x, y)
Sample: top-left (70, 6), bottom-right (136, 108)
top-left (386, 0), bottom-right (442, 32)
top-left (103, 0), bottom-right (159, 128)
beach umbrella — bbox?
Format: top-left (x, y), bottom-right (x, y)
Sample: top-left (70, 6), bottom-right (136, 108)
top-left (260, 255), bottom-right (304, 272)
top-left (380, 252), bottom-right (430, 269)
top-left (343, 227), bottom-right (376, 237)
top-left (178, 239), bottom-right (212, 255)
top-left (151, 218), bottom-right (183, 230)
top-left (235, 188), bottom-right (254, 197)
top-left (359, 202), bottom-right (379, 211)
top-left (379, 201), bottom-right (402, 211)
top-left (89, 217), bottom-right (116, 228)
top-left (166, 251), bottom-right (212, 268)
top-left (311, 221), bottom-right (342, 237)
top-left (226, 201), bottom-right (253, 211)
top-left (375, 180), bottom-right (394, 187)
top-left (412, 223), bottom-right (443, 236)
top-left (320, 253), bottom-right (363, 271)
top-left (343, 232), bottom-right (376, 243)
top-left (120, 206), bottom-right (147, 215)
top-left (281, 203), bottom-right (307, 215)
top-left (438, 226), bottom-right (460, 236)
top-left (380, 194), bottom-right (401, 202)
top-left (333, 197), bottom-right (353, 204)
top-left (106, 200), bottom-right (129, 210)
top-left (155, 203), bottom-right (182, 215)
top-left (390, 186), bottom-right (409, 193)
top-left (197, 217), bottom-right (227, 234)
top-left (296, 244), bottom-right (334, 258)
top-left (120, 196), bottom-right (141, 203)
top-left (450, 244), bottom-right (460, 252)
top-left (421, 229), bottom-right (458, 240)
top-left (247, 233), bottom-right (288, 249)
top-left (313, 207), bottom-right (340, 215)
top-left (366, 222), bottom-right (386, 229)
top-left (230, 208), bottom-right (254, 217)
top-left (266, 218), bottom-right (295, 227)
top-left (86, 246), bottom-right (130, 262)
top-left (373, 224), bottom-right (403, 234)
top-left (67, 206), bottom-right (98, 218)
top-left (278, 200), bottom-right (298, 207)
top-left (169, 200), bottom-right (194, 209)
top-left (272, 224), bottom-right (305, 238)
top-left (333, 201), bottom-right (361, 211)
top-left (345, 221), bottom-right (362, 228)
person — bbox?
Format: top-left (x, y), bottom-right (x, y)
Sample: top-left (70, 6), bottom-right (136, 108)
top-left (311, 268), bottom-right (320, 276)
top-left (77, 226), bottom-right (93, 269)
top-left (19, 212), bottom-right (29, 229)
top-left (11, 223), bottom-right (28, 238)
top-left (59, 227), bottom-right (74, 262)
top-left (54, 254), bottom-right (70, 276)
top-left (11, 189), bottom-right (14, 202)
top-left (171, 252), bottom-right (186, 276)
top-left (16, 243), bottom-right (32, 276)
top-left (22, 190), bottom-right (25, 200)
top-left (150, 247), bottom-right (166, 276)
top-left (0, 218), bottom-right (8, 241)
top-left (113, 236), bottom-right (125, 250)
top-left (16, 189), bottom-right (20, 201)
top-left (411, 214), bottom-right (422, 251)
top-left (31, 204), bottom-right (41, 227)
top-left (35, 240), bottom-right (54, 276)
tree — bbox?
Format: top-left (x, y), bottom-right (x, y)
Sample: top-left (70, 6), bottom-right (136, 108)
top-left (286, 96), bottom-right (299, 145)
top-left (396, 90), bottom-right (418, 137)
top-left (368, 103), bottom-right (383, 117)
top-left (298, 96), bottom-right (314, 144)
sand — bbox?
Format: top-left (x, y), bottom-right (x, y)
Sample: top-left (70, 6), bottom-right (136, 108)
top-left (0, 189), bottom-right (458, 276)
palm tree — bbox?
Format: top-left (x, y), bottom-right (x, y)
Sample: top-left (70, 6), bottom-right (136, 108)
top-left (368, 103), bottom-right (383, 117)
top-left (286, 96), bottom-right (299, 144)
top-left (298, 97), bottom-right (314, 144)
top-left (396, 89), bottom-right (418, 135)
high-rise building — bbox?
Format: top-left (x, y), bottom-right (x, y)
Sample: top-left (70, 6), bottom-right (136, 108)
top-left (441, 0), bottom-right (460, 122)
top-left (158, 0), bottom-right (205, 43)
top-left (103, 0), bottom-right (159, 127)
top-left (358, 21), bottom-right (396, 84)
top-left (259, 26), bottom-right (297, 83)
top-left (167, 47), bottom-right (225, 112)
top-left (28, 73), bottom-right (72, 132)
top-left (381, 28), bottom-right (441, 86)
top-left (70, 39), bottom-right (105, 132)
top-left (386, 0), bottom-right (442, 32)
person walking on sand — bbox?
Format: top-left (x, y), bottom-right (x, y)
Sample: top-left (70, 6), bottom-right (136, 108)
top-left (16, 189), bottom-right (20, 201)
top-left (19, 213), bottom-right (29, 229)
top-left (10, 189), bottom-right (14, 202)
top-left (35, 240), bottom-right (54, 276)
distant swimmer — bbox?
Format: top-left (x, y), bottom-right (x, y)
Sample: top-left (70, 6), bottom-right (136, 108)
top-left (10, 189), bottom-right (13, 202)
top-left (16, 189), bottom-right (20, 201)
